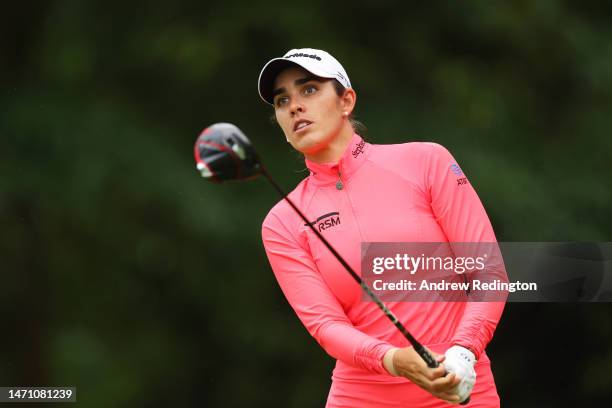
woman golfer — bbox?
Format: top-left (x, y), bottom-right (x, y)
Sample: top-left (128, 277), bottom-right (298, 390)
top-left (259, 48), bottom-right (505, 407)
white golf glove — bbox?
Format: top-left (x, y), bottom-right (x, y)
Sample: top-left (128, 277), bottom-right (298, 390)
top-left (443, 345), bottom-right (476, 404)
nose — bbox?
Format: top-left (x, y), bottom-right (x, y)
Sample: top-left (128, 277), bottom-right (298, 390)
top-left (289, 98), bottom-right (305, 116)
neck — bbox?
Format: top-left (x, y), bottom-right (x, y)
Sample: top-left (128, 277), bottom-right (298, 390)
top-left (304, 122), bottom-right (354, 164)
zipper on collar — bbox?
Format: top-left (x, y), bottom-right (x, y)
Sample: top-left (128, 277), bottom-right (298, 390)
top-left (336, 169), bottom-right (344, 190)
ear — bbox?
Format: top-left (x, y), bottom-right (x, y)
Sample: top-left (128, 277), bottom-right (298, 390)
top-left (340, 88), bottom-right (357, 115)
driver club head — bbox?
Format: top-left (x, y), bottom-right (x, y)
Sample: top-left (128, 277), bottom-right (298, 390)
top-left (194, 123), bottom-right (262, 182)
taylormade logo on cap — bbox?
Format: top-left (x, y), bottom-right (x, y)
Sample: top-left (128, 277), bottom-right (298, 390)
top-left (285, 52), bottom-right (322, 61)
top-left (257, 48), bottom-right (352, 105)
top-left (280, 48), bottom-right (351, 90)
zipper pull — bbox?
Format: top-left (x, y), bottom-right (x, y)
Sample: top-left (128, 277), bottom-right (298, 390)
top-left (336, 171), bottom-right (344, 190)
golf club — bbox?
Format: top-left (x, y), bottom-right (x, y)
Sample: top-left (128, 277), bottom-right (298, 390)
top-left (193, 122), bottom-right (469, 404)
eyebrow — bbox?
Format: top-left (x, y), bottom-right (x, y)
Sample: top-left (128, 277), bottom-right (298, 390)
top-left (272, 75), bottom-right (322, 99)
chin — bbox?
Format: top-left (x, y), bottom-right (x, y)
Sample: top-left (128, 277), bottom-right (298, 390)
top-left (297, 132), bottom-right (331, 153)
top-left (298, 140), bottom-right (327, 156)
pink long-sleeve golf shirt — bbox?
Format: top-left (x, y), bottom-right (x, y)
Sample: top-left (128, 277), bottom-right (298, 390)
top-left (262, 133), bottom-right (505, 407)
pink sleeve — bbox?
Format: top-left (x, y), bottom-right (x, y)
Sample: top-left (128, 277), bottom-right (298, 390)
top-left (425, 143), bottom-right (506, 358)
top-left (262, 210), bottom-right (394, 374)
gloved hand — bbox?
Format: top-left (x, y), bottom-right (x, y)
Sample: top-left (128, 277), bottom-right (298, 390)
top-left (443, 345), bottom-right (476, 404)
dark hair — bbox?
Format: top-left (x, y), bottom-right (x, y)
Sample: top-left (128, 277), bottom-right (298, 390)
top-left (269, 78), bottom-right (368, 138)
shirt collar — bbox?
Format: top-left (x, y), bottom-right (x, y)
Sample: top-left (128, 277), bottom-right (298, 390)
top-left (305, 133), bottom-right (370, 185)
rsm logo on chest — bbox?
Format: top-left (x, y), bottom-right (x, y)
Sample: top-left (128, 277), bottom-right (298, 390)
top-left (305, 212), bottom-right (341, 232)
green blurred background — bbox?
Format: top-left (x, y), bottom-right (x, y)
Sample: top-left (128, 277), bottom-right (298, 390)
top-left (1, 1), bottom-right (611, 406)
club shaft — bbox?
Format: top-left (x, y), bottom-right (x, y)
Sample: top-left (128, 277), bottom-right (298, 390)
top-left (260, 168), bottom-right (438, 368)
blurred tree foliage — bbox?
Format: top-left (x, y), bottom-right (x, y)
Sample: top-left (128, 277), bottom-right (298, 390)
top-left (1, 1), bottom-right (611, 406)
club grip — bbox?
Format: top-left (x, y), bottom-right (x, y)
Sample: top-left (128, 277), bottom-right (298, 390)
top-left (416, 345), bottom-right (439, 369)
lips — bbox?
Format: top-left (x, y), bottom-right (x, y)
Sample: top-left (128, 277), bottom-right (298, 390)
top-left (293, 119), bottom-right (313, 132)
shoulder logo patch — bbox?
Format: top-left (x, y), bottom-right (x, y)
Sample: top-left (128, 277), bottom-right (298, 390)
top-left (450, 163), bottom-right (468, 185)
top-left (450, 163), bottom-right (463, 176)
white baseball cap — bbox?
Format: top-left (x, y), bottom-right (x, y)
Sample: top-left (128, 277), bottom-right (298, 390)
top-left (257, 48), bottom-right (352, 105)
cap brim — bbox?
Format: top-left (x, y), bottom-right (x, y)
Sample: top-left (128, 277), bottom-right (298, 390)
top-left (257, 58), bottom-right (302, 105)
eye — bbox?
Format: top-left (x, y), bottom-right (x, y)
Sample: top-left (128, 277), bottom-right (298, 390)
top-left (275, 96), bottom-right (289, 107)
top-left (303, 85), bottom-right (317, 95)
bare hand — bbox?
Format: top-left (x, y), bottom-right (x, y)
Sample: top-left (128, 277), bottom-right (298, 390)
top-left (392, 346), bottom-right (462, 404)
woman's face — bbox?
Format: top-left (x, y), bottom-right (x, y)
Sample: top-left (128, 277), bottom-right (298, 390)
top-left (272, 66), bottom-right (353, 157)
